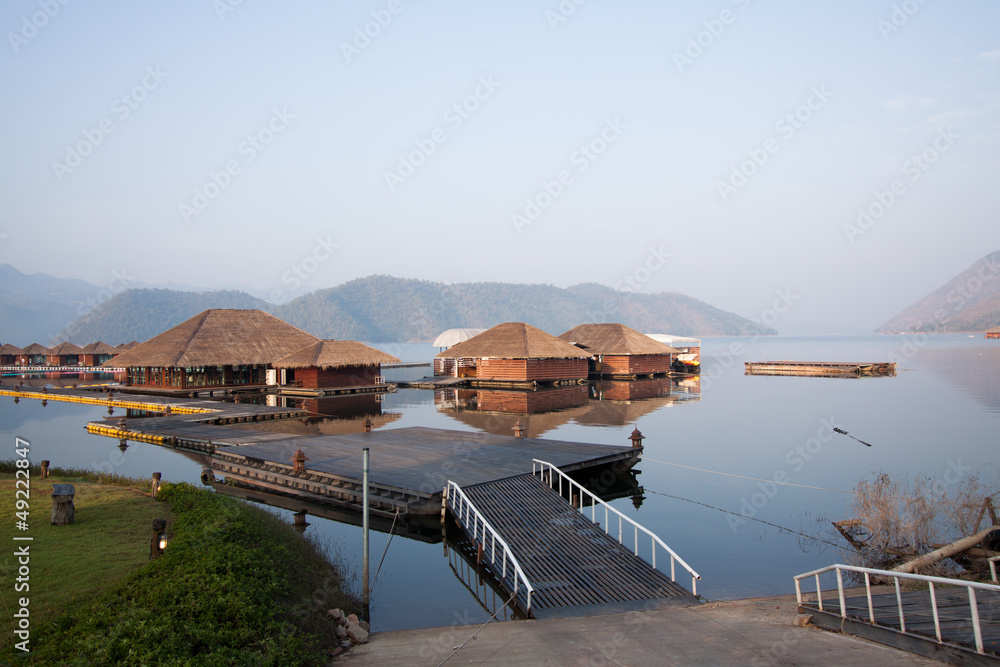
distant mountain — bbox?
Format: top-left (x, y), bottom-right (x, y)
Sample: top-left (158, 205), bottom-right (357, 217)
top-left (15, 274), bottom-right (775, 346)
top-left (0, 263), bottom-right (108, 346)
top-left (876, 250), bottom-right (1000, 333)
top-left (270, 275), bottom-right (774, 341)
top-left (61, 288), bottom-right (272, 345)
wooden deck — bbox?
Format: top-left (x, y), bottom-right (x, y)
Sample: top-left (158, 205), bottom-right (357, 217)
top-left (456, 473), bottom-right (698, 619)
top-left (802, 588), bottom-right (1000, 665)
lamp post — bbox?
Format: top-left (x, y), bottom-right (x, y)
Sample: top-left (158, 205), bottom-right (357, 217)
top-left (150, 518), bottom-right (167, 559)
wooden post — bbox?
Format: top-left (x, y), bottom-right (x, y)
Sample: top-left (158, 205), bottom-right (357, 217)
top-left (151, 472), bottom-right (161, 498)
top-left (40, 460), bottom-right (49, 479)
top-left (50, 484), bottom-right (75, 525)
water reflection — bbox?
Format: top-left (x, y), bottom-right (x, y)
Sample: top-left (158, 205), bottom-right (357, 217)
top-left (918, 346), bottom-right (1000, 413)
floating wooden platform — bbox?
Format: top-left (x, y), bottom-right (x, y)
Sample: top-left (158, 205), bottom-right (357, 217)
top-left (802, 588), bottom-right (1000, 665)
top-left (395, 376), bottom-right (468, 389)
top-left (745, 361), bottom-right (897, 378)
top-left (456, 474), bottom-right (698, 619)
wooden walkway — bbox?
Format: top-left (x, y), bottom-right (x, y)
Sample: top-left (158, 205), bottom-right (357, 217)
top-left (456, 473), bottom-right (698, 619)
top-left (803, 588), bottom-right (1000, 664)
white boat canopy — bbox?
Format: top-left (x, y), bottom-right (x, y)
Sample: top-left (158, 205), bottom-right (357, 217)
top-left (432, 328), bottom-right (487, 349)
top-left (645, 334), bottom-right (700, 347)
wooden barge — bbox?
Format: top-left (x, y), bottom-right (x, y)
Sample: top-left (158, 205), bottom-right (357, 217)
top-left (745, 361), bottom-right (897, 377)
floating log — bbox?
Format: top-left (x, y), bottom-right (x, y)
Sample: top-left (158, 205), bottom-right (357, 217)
top-left (891, 527), bottom-right (998, 574)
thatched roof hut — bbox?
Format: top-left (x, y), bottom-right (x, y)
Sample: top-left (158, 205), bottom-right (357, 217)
top-left (109, 310), bottom-right (317, 368)
top-left (114, 341), bottom-right (140, 353)
top-left (18, 343), bottom-right (50, 365)
top-left (81, 341), bottom-right (117, 355)
top-left (80, 341), bottom-right (117, 366)
top-left (434, 322), bottom-right (589, 382)
top-left (0, 343), bottom-right (22, 364)
top-left (21, 343), bottom-right (51, 356)
top-left (987, 327), bottom-right (1000, 339)
top-left (105, 310), bottom-right (319, 389)
top-left (558, 323), bottom-right (678, 356)
top-left (272, 340), bottom-right (400, 369)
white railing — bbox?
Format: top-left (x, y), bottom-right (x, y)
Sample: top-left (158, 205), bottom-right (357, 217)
top-left (991, 555), bottom-right (999, 583)
top-left (794, 563), bottom-right (1000, 655)
top-left (445, 481), bottom-right (534, 612)
top-left (532, 459), bottom-right (701, 595)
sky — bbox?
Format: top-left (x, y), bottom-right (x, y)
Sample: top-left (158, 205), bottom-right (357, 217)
top-left (1, 0), bottom-right (998, 335)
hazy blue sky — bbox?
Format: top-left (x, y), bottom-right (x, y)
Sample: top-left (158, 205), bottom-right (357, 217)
top-left (2, 0), bottom-right (998, 334)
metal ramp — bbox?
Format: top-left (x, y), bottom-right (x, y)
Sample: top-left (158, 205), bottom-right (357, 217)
top-left (445, 460), bottom-right (700, 619)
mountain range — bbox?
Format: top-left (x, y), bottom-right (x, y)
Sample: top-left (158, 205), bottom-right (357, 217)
top-left (876, 250), bottom-right (1000, 333)
top-left (0, 266), bottom-right (775, 345)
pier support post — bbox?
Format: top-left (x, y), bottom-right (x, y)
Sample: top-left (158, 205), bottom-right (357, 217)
top-left (362, 447), bottom-right (370, 610)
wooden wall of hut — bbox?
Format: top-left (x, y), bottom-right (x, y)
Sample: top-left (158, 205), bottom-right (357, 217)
top-left (476, 358), bottom-right (588, 382)
top-left (294, 364), bottom-right (380, 389)
top-left (599, 354), bottom-right (672, 376)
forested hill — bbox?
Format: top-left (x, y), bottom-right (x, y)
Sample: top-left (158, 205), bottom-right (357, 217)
top-left (54, 275), bottom-right (775, 345)
top-left (876, 250), bottom-right (1000, 333)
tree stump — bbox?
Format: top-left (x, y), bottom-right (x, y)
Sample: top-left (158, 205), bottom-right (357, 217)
top-left (51, 484), bottom-right (75, 525)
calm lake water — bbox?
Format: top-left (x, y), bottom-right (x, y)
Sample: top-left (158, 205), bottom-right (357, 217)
top-left (3, 334), bottom-right (998, 632)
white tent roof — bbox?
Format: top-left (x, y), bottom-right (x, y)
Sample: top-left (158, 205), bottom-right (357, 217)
top-left (432, 328), bottom-right (487, 349)
top-left (646, 334), bottom-right (700, 346)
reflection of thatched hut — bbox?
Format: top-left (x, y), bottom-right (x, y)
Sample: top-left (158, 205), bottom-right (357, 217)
top-left (80, 341), bottom-right (117, 366)
top-left (558, 323), bottom-right (677, 377)
top-left (0, 344), bottom-right (22, 365)
top-left (105, 310), bottom-right (318, 390)
top-left (434, 322), bottom-right (589, 383)
top-left (271, 340), bottom-right (400, 389)
top-left (19, 343), bottom-right (51, 366)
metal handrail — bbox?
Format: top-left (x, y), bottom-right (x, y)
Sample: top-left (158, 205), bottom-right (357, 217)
top-left (444, 481), bottom-right (534, 611)
top-left (990, 555), bottom-right (999, 583)
top-left (532, 459), bottom-right (701, 595)
top-left (794, 563), bottom-right (1000, 655)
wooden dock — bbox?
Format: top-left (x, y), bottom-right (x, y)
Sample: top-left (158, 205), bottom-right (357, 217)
top-left (453, 473), bottom-right (698, 619)
top-left (745, 361), bottom-right (897, 378)
top-left (802, 588), bottom-right (1000, 664)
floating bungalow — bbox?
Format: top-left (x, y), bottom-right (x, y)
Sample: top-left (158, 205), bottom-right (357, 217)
top-left (80, 341), bottom-right (117, 366)
top-left (558, 323), bottom-right (677, 378)
top-left (270, 340), bottom-right (400, 391)
top-left (434, 322), bottom-right (590, 386)
top-left (0, 344), bottom-right (22, 366)
top-left (987, 328), bottom-right (1000, 340)
top-left (114, 341), bottom-right (140, 354)
top-left (646, 334), bottom-right (701, 373)
top-left (105, 309), bottom-right (319, 390)
top-left (18, 343), bottom-right (50, 366)
top-left (46, 342), bottom-right (83, 366)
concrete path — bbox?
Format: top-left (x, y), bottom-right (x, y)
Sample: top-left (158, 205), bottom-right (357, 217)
top-left (338, 593), bottom-right (943, 666)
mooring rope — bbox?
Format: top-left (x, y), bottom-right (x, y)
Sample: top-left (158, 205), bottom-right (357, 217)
top-left (641, 456), bottom-right (853, 494)
top-left (436, 590), bottom-right (518, 667)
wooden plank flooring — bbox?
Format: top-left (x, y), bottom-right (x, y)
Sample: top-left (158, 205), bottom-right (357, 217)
top-left (803, 588), bottom-right (1000, 657)
top-left (459, 473), bottom-right (697, 618)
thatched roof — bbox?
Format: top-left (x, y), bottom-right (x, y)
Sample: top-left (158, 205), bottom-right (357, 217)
top-left (558, 323), bottom-right (678, 356)
top-left (433, 328), bottom-right (487, 348)
top-left (114, 341), bottom-right (140, 352)
top-left (106, 310), bottom-right (319, 368)
top-left (435, 322), bottom-right (590, 360)
top-left (21, 343), bottom-right (51, 355)
top-left (48, 342), bottom-right (84, 355)
top-left (0, 343), bottom-right (23, 355)
top-left (272, 340), bottom-right (400, 369)
top-left (80, 341), bottom-right (117, 355)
